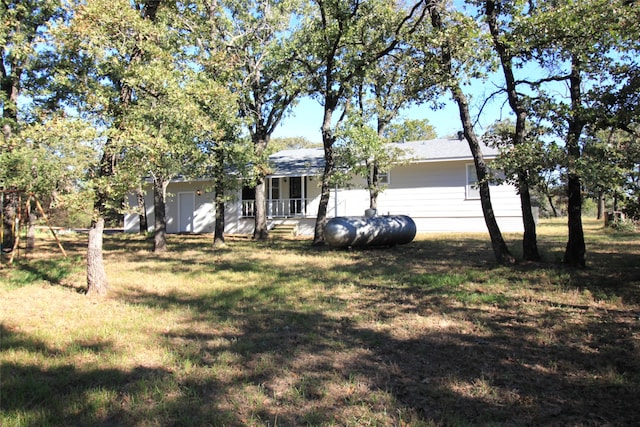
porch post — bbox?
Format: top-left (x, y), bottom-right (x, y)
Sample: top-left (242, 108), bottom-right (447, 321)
top-left (302, 176), bottom-right (307, 216)
top-left (267, 176), bottom-right (272, 218)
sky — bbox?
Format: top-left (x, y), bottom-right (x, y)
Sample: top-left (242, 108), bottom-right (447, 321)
top-left (271, 77), bottom-right (515, 143)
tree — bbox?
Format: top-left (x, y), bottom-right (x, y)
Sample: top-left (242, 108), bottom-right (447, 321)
top-left (485, 119), bottom-right (565, 221)
top-left (208, 0), bottom-right (305, 240)
top-left (482, 0), bottom-right (541, 261)
top-left (425, 1), bottom-right (515, 265)
top-left (518, 0), bottom-right (638, 266)
top-left (121, 75), bottom-right (237, 253)
top-left (1, 0), bottom-right (61, 251)
top-left (383, 118), bottom-right (437, 142)
top-left (334, 42), bottom-right (438, 210)
top-left (615, 127), bottom-right (640, 220)
top-left (292, 0), bottom-right (428, 245)
top-left (53, 0), bottom-right (170, 294)
top-left (269, 136), bottom-right (321, 152)
top-left (185, 0), bottom-right (255, 248)
top-left (580, 129), bottom-right (629, 219)
top-left (334, 116), bottom-right (405, 209)
top-left (0, 114), bottom-right (98, 252)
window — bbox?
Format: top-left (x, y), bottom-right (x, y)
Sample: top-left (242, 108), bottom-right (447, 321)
top-left (377, 171), bottom-right (390, 185)
top-left (466, 164), bottom-right (480, 199)
top-left (270, 178), bottom-right (280, 200)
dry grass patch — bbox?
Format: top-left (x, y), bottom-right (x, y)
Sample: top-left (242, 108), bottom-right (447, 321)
top-left (2, 219), bottom-right (640, 426)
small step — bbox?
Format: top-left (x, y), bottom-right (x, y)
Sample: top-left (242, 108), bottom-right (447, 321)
top-left (269, 224), bottom-right (296, 238)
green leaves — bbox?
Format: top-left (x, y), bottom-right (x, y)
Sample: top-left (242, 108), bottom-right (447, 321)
top-left (0, 113), bottom-right (99, 201)
top-left (334, 115), bottom-right (404, 203)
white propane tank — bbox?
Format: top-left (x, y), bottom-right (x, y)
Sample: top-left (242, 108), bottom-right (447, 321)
top-left (324, 213), bottom-right (416, 248)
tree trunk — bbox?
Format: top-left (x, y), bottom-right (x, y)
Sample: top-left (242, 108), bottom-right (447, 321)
top-left (213, 180), bottom-right (226, 248)
top-left (87, 142), bottom-right (114, 295)
top-left (253, 176), bottom-right (269, 240)
top-left (563, 57), bottom-right (586, 268)
top-left (370, 163), bottom-right (379, 210)
top-left (2, 193), bottom-right (17, 252)
top-left (313, 97), bottom-right (339, 246)
top-left (214, 199), bottom-right (226, 247)
top-left (253, 135), bottom-right (269, 240)
top-left (430, 4), bottom-right (514, 265)
top-left (153, 177), bottom-right (167, 253)
top-left (137, 187), bottom-right (148, 234)
top-left (547, 194), bottom-right (559, 217)
top-left (564, 173), bottom-right (586, 267)
top-left (597, 191), bottom-right (605, 219)
top-left (453, 87), bottom-right (516, 266)
top-left (313, 158), bottom-right (333, 246)
top-left (213, 145), bottom-right (226, 247)
top-left (486, 0), bottom-right (539, 262)
top-left (86, 217), bottom-right (108, 296)
top-left (518, 174), bottom-right (540, 261)
top-left (27, 205), bottom-right (36, 251)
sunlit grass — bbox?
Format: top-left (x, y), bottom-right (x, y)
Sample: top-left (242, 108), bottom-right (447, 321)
top-left (1, 218), bottom-right (639, 425)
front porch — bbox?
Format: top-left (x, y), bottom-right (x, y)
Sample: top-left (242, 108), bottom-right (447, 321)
top-left (241, 175), bottom-right (319, 219)
top-left (242, 198), bottom-right (312, 218)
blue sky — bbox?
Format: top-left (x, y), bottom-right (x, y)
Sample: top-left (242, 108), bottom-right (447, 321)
top-left (272, 77), bottom-right (515, 143)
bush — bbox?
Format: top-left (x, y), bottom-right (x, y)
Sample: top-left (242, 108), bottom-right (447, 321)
top-left (608, 218), bottom-right (637, 233)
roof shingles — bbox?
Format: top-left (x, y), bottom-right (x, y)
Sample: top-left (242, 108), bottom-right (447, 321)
top-left (267, 138), bottom-right (499, 176)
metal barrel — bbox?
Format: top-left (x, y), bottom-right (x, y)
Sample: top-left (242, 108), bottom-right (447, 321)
top-left (324, 214), bottom-right (416, 248)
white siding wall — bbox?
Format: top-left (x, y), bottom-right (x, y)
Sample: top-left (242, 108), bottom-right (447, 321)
top-left (124, 160), bottom-right (524, 235)
top-left (124, 180), bottom-right (239, 234)
top-left (325, 160), bottom-right (524, 233)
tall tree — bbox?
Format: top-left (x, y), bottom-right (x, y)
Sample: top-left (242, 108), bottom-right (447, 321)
top-left (1, 0), bottom-right (61, 251)
top-left (292, 0), bottom-right (428, 245)
top-left (0, 114), bottom-right (98, 250)
top-left (519, 0), bottom-right (638, 266)
top-left (122, 76), bottom-right (237, 253)
top-left (335, 45), bottom-right (438, 210)
top-left (186, 0), bottom-right (254, 248)
top-left (426, 1), bottom-right (515, 265)
top-left (210, 0), bottom-right (305, 240)
top-left (54, 0), bottom-right (169, 294)
top-left (483, 0), bottom-right (540, 261)
top-left (580, 129), bottom-right (629, 219)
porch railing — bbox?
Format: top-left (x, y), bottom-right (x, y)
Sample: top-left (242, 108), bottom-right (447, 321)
top-left (242, 198), bottom-right (309, 218)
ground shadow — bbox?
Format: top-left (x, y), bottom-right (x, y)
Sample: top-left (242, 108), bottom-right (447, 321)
top-left (4, 231), bottom-right (640, 425)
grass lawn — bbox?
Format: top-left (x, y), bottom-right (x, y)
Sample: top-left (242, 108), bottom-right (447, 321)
top-left (1, 218), bottom-right (639, 426)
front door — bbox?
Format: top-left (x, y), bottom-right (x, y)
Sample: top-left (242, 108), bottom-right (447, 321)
top-left (178, 192), bottom-right (195, 232)
top-left (289, 177), bottom-right (303, 216)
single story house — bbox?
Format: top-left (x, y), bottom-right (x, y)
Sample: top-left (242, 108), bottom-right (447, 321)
top-left (124, 138), bottom-right (528, 236)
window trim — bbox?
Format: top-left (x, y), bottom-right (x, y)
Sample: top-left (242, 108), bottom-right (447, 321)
top-left (466, 163), bottom-right (480, 200)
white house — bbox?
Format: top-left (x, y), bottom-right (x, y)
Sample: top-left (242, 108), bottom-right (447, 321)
top-left (124, 138), bottom-right (527, 236)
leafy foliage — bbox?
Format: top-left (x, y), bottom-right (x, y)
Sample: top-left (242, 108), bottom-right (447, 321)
top-left (383, 118), bottom-right (437, 142)
top-left (334, 115), bottom-right (405, 208)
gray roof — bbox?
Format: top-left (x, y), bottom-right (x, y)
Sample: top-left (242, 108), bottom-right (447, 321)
top-left (397, 138), bottom-right (499, 162)
top-left (267, 138), bottom-right (499, 176)
top-left (268, 148), bottom-right (326, 176)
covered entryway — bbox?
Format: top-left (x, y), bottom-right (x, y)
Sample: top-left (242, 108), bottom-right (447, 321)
top-left (289, 176), bottom-right (306, 216)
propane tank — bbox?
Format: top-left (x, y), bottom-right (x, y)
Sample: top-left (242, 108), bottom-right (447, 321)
top-left (324, 213), bottom-right (416, 248)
